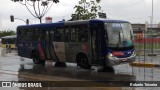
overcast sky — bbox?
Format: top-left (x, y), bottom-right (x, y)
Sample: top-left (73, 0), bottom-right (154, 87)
top-left (0, 0), bottom-right (160, 31)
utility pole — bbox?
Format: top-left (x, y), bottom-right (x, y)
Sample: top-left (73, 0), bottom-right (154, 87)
top-left (151, 0), bottom-right (154, 55)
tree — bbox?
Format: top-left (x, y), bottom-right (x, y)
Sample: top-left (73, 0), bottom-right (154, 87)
top-left (0, 30), bottom-right (16, 38)
top-left (71, 0), bottom-right (101, 20)
top-left (11, 0), bottom-right (59, 23)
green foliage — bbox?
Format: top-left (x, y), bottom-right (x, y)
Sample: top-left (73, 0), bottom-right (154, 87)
top-left (71, 0), bottom-right (101, 20)
top-left (0, 30), bottom-right (16, 38)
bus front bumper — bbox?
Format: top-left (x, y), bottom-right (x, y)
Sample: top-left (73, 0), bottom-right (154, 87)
top-left (107, 54), bottom-right (136, 66)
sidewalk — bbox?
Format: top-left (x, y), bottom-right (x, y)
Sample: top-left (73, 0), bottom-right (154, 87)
top-left (0, 47), bottom-right (17, 56)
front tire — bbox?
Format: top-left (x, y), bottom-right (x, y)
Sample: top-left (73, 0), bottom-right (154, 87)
top-left (76, 54), bottom-right (91, 69)
top-left (32, 51), bottom-right (45, 64)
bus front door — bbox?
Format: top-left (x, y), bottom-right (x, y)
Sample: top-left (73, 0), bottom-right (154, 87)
top-left (91, 24), bottom-right (102, 65)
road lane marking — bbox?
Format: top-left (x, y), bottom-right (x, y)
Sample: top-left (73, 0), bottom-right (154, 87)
top-left (0, 70), bottom-right (82, 81)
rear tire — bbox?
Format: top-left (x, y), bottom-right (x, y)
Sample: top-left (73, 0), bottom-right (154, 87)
top-left (76, 54), bottom-right (91, 69)
top-left (32, 51), bottom-right (45, 64)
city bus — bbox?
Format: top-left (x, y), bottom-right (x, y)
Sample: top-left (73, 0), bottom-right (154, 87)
top-left (16, 19), bottom-right (136, 69)
top-left (1, 35), bottom-right (17, 49)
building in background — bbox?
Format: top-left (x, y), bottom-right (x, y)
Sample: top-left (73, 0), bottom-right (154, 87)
top-left (131, 24), bottom-right (146, 34)
top-left (131, 22), bottom-right (160, 34)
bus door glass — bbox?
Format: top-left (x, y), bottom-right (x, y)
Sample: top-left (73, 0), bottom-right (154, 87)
top-left (48, 29), bottom-right (57, 60)
top-left (45, 30), bottom-right (52, 60)
top-left (33, 28), bottom-right (46, 60)
top-left (49, 27), bottom-right (66, 62)
top-left (90, 23), bottom-right (103, 64)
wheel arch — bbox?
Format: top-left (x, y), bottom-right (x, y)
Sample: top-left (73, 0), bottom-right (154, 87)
top-left (76, 52), bottom-right (90, 65)
top-left (32, 50), bottom-right (46, 64)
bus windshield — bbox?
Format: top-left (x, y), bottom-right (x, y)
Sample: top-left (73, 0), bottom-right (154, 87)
top-left (105, 23), bottom-right (134, 47)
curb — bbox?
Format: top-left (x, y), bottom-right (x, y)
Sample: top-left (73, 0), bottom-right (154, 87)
top-left (136, 54), bottom-right (160, 56)
top-left (130, 62), bottom-right (160, 67)
top-left (148, 54), bottom-right (158, 56)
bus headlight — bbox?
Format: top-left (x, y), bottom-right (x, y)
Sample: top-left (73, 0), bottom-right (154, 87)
top-left (133, 51), bottom-right (135, 54)
top-left (131, 51), bottom-right (136, 56)
top-left (108, 53), bottom-right (113, 59)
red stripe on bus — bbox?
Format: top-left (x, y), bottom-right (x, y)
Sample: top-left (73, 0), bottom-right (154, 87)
top-left (38, 43), bottom-right (46, 60)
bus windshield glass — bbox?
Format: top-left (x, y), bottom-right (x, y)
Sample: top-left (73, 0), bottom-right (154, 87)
top-left (105, 22), bottom-right (134, 47)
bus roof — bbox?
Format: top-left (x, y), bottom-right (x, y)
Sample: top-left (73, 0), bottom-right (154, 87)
top-left (98, 19), bottom-right (130, 23)
top-left (17, 19), bottom-right (130, 28)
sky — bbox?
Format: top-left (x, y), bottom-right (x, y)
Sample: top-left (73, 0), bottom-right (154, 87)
top-left (0, 0), bottom-right (160, 31)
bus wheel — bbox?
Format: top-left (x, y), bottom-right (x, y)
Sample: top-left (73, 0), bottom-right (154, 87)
top-left (32, 51), bottom-right (45, 64)
top-left (77, 54), bottom-right (91, 69)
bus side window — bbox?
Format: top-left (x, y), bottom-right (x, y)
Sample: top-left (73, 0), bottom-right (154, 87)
top-left (78, 25), bottom-right (88, 42)
top-left (34, 28), bottom-right (43, 42)
top-left (52, 27), bottom-right (65, 42)
top-left (64, 28), bottom-right (70, 42)
top-left (70, 25), bottom-right (86, 42)
top-left (26, 29), bottom-right (33, 41)
top-left (70, 27), bottom-right (76, 42)
top-left (18, 30), bottom-right (21, 41)
top-left (50, 31), bottom-right (54, 42)
top-left (19, 29), bottom-right (26, 41)
top-left (59, 28), bottom-right (65, 42)
top-left (54, 29), bottom-right (61, 42)
top-left (35, 28), bottom-right (39, 41)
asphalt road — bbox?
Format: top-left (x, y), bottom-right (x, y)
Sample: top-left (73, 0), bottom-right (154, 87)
top-left (0, 47), bottom-right (160, 90)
